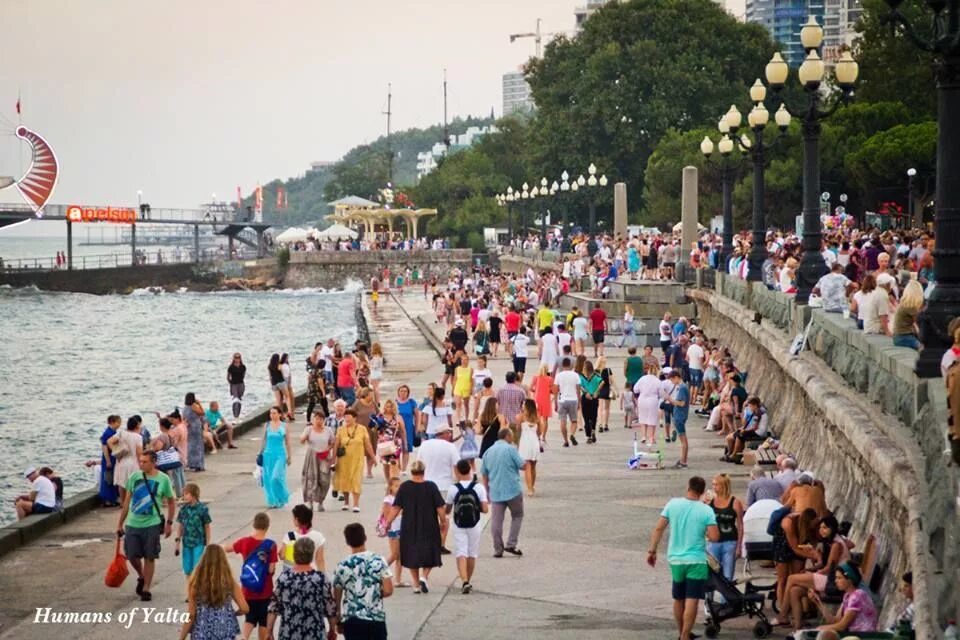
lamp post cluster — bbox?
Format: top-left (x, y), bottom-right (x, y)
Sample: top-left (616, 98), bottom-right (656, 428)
top-left (880, 0), bottom-right (960, 376)
top-left (701, 81), bottom-right (791, 280)
top-left (764, 16), bottom-right (859, 303)
top-left (495, 164), bottom-right (608, 251)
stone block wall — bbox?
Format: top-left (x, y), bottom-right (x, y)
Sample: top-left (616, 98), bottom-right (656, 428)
top-left (283, 250), bottom-right (473, 289)
top-left (688, 280), bottom-right (958, 638)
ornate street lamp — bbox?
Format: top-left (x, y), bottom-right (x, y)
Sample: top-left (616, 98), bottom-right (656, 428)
top-left (702, 116), bottom-right (739, 271)
top-left (505, 186), bottom-right (515, 242)
top-left (765, 16), bottom-right (858, 303)
top-left (880, 0), bottom-right (959, 377)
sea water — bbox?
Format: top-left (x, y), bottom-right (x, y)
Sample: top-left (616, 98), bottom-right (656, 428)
top-left (0, 284), bottom-right (359, 525)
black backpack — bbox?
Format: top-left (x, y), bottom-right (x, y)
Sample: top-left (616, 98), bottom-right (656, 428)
top-left (452, 480), bottom-right (482, 528)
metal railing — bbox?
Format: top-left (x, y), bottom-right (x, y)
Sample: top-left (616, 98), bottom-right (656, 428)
top-left (0, 248), bottom-right (222, 272)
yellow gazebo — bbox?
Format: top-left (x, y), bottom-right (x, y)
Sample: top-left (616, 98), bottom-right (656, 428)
top-left (326, 196), bottom-right (436, 239)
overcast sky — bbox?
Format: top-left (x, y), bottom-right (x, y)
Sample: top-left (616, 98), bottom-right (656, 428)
top-left (0, 0), bottom-right (577, 213)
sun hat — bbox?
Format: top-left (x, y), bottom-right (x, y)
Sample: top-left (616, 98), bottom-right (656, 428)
top-left (23, 467), bottom-right (36, 478)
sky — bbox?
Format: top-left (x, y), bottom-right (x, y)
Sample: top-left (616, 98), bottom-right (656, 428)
top-left (0, 0), bottom-right (580, 216)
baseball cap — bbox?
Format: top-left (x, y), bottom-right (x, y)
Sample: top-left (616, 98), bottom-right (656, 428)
top-left (435, 424), bottom-right (452, 434)
top-left (662, 367), bottom-right (673, 375)
top-left (23, 466), bottom-right (37, 478)
top-left (877, 272), bottom-right (896, 288)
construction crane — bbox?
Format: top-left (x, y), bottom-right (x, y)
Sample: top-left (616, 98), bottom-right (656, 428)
top-left (509, 19), bottom-right (565, 59)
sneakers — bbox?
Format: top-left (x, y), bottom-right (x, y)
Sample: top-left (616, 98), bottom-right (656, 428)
top-left (461, 582), bottom-right (473, 594)
top-left (673, 461), bottom-right (688, 469)
top-left (419, 578), bottom-right (429, 593)
top-left (570, 436), bottom-right (579, 446)
top-left (504, 547), bottom-right (523, 556)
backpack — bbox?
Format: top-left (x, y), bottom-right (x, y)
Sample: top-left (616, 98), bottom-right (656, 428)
top-left (452, 480), bottom-right (482, 529)
top-left (240, 539), bottom-right (275, 592)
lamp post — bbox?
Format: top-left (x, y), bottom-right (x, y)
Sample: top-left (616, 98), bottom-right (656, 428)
top-left (701, 129), bottom-right (736, 272)
top-left (881, 0), bottom-right (960, 379)
top-left (906, 168), bottom-right (917, 227)
top-left (506, 186), bottom-right (515, 243)
top-left (520, 183), bottom-right (530, 255)
top-left (559, 171), bottom-right (571, 240)
top-left (581, 163), bottom-right (609, 237)
top-left (765, 16), bottom-right (859, 303)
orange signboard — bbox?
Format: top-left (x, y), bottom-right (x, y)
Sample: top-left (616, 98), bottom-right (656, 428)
top-left (66, 205), bottom-right (138, 224)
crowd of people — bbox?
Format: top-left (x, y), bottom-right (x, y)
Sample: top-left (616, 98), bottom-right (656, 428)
top-left (283, 234), bottom-right (449, 253)
top-left (14, 242), bottom-right (938, 639)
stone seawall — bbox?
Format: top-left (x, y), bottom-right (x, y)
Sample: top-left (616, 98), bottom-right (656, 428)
top-left (283, 250), bottom-right (473, 289)
top-left (0, 263), bottom-right (222, 294)
top-left (690, 285), bottom-right (953, 638)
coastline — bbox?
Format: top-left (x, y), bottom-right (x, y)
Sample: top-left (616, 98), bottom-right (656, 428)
top-left (0, 291), bottom-right (371, 558)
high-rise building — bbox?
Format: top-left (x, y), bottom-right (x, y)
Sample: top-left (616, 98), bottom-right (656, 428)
top-left (746, 0), bottom-right (825, 66)
top-left (745, 0), bottom-right (775, 34)
top-left (502, 70), bottom-right (534, 116)
top-left (575, 0), bottom-right (613, 32)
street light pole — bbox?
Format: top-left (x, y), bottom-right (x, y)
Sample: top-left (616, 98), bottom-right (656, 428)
top-left (907, 168), bottom-right (917, 227)
top-left (881, 1), bottom-right (960, 377)
top-left (765, 18), bottom-right (858, 303)
top-left (701, 131), bottom-right (737, 272)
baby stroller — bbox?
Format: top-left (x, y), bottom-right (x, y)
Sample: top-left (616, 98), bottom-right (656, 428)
top-left (741, 499), bottom-right (782, 613)
top-left (703, 555), bottom-right (774, 638)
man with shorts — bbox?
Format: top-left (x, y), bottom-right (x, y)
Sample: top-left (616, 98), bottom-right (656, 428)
top-left (647, 476), bottom-right (719, 640)
top-left (685, 336), bottom-right (705, 405)
top-left (116, 451), bottom-right (176, 602)
top-left (510, 326), bottom-right (530, 383)
top-left (589, 302), bottom-right (607, 357)
top-left (228, 512), bottom-right (278, 640)
top-left (554, 357), bottom-right (581, 447)
top-left (445, 459), bottom-right (490, 593)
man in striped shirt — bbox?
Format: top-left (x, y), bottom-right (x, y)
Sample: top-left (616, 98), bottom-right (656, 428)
top-left (496, 372), bottom-right (527, 443)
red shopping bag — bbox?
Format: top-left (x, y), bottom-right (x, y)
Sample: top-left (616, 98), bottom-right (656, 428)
top-left (104, 538), bottom-right (130, 588)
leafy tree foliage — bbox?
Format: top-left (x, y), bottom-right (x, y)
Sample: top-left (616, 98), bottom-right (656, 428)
top-left (525, 0), bottom-right (777, 214)
top-left (846, 120), bottom-right (937, 208)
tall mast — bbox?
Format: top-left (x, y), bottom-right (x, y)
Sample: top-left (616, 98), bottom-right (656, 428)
top-left (443, 69), bottom-right (450, 149)
top-left (384, 83), bottom-right (393, 184)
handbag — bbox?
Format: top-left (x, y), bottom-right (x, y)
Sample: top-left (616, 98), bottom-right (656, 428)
top-left (256, 424), bottom-right (268, 467)
top-left (376, 440), bottom-right (397, 458)
top-left (108, 434), bottom-right (129, 459)
top-left (104, 538), bottom-right (130, 588)
top-left (156, 434), bottom-right (181, 471)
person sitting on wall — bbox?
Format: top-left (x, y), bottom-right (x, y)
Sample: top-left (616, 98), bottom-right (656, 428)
top-left (14, 467), bottom-right (58, 519)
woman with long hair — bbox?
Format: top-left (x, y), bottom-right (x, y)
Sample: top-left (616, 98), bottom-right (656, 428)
top-left (376, 399), bottom-right (406, 484)
top-left (617, 305), bottom-right (636, 348)
top-left (477, 397), bottom-right (506, 459)
top-left (705, 474), bottom-right (744, 583)
top-left (473, 319), bottom-right (490, 356)
top-left (530, 363), bottom-right (554, 440)
top-left (369, 342), bottom-right (385, 405)
top-left (773, 508), bottom-right (821, 613)
top-left (776, 515), bottom-right (849, 630)
top-left (280, 353), bottom-right (295, 420)
top-left (261, 406), bottom-right (292, 509)
top-left (182, 393), bottom-right (208, 471)
top-left (452, 352), bottom-right (474, 425)
top-left (227, 353), bottom-right (246, 419)
top-left (178, 544), bottom-right (248, 640)
top-left (268, 354), bottom-right (286, 411)
top-left (517, 399), bottom-right (543, 496)
top-left (893, 279), bottom-right (924, 350)
top-left (596, 355), bottom-right (614, 433)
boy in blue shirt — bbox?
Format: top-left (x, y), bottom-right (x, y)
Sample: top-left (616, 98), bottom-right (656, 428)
top-left (667, 370), bottom-right (691, 468)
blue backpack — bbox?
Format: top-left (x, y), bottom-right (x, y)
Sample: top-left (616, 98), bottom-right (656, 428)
top-left (240, 539), bottom-right (274, 592)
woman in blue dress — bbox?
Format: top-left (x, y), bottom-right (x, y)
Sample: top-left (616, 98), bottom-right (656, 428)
top-left (98, 415), bottom-right (120, 506)
top-left (262, 406), bottom-right (292, 508)
top-left (395, 384), bottom-right (420, 473)
top-left (627, 244), bottom-right (641, 280)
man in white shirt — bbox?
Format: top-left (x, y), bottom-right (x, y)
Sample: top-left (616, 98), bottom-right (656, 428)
top-left (445, 459), bottom-right (490, 593)
top-left (15, 467), bottom-right (57, 519)
top-left (539, 327), bottom-right (559, 376)
top-left (417, 426), bottom-right (460, 554)
top-left (556, 324), bottom-right (573, 355)
top-left (659, 312), bottom-right (673, 359)
top-left (321, 339), bottom-right (335, 386)
top-left (510, 327), bottom-right (531, 383)
top-left (685, 337), bottom-right (705, 405)
top-left (554, 357), bottom-right (582, 447)
top-left (862, 279), bottom-right (891, 335)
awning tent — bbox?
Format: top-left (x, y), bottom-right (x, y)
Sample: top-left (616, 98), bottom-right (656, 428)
top-left (314, 223), bottom-right (358, 241)
top-left (275, 227), bottom-right (310, 243)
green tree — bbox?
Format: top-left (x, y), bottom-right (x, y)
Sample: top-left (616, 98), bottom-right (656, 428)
top-left (845, 121), bottom-right (937, 211)
top-left (853, 0), bottom-right (936, 119)
top-left (525, 0), bottom-right (777, 216)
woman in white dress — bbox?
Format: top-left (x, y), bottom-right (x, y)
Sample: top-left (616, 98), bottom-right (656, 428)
top-left (517, 399), bottom-right (543, 496)
top-left (632, 364), bottom-right (662, 445)
top-left (369, 342), bottom-right (385, 406)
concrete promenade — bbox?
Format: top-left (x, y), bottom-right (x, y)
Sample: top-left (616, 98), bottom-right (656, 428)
top-left (0, 292), bottom-right (767, 640)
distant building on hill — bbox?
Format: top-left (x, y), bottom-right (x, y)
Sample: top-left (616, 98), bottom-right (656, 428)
top-left (575, 0), bottom-right (613, 31)
top-left (415, 125), bottom-right (499, 181)
top-left (308, 161), bottom-right (335, 173)
top-left (502, 70), bottom-right (534, 117)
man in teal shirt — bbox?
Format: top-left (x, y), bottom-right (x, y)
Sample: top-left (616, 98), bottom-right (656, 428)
top-left (116, 450), bottom-right (176, 602)
top-left (480, 428), bottom-right (527, 557)
top-left (647, 476), bottom-right (719, 640)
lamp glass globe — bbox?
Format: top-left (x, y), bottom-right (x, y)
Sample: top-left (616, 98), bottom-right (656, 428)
top-left (598, 175), bottom-right (608, 187)
top-left (718, 135), bottom-right (734, 155)
top-left (834, 50), bottom-right (859, 87)
top-left (775, 104), bottom-right (792, 128)
top-left (701, 136), bottom-right (715, 156)
top-left (765, 52), bottom-right (789, 88)
top-left (725, 105), bottom-right (742, 129)
top-left (749, 79), bottom-right (767, 103)
top-left (798, 50), bottom-right (825, 87)
top-left (588, 174), bottom-right (598, 187)
top-left (800, 15), bottom-right (824, 50)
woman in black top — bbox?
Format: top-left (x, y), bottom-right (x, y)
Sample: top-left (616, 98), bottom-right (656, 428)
top-left (227, 352), bottom-right (247, 418)
top-left (488, 310), bottom-right (503, 359)
top-left (596, 356), bottom-right (614, 433)
top-left (477, 397), bottom-right (505, 458)
top-left (268, 353), bottom-right (286, 410)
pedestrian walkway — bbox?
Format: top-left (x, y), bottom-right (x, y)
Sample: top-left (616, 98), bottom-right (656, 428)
top-left (0, 291), bottom-right (767, 640)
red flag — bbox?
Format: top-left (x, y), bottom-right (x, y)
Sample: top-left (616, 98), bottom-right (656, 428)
top-left (15, 97), bottom-right (20, 115)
